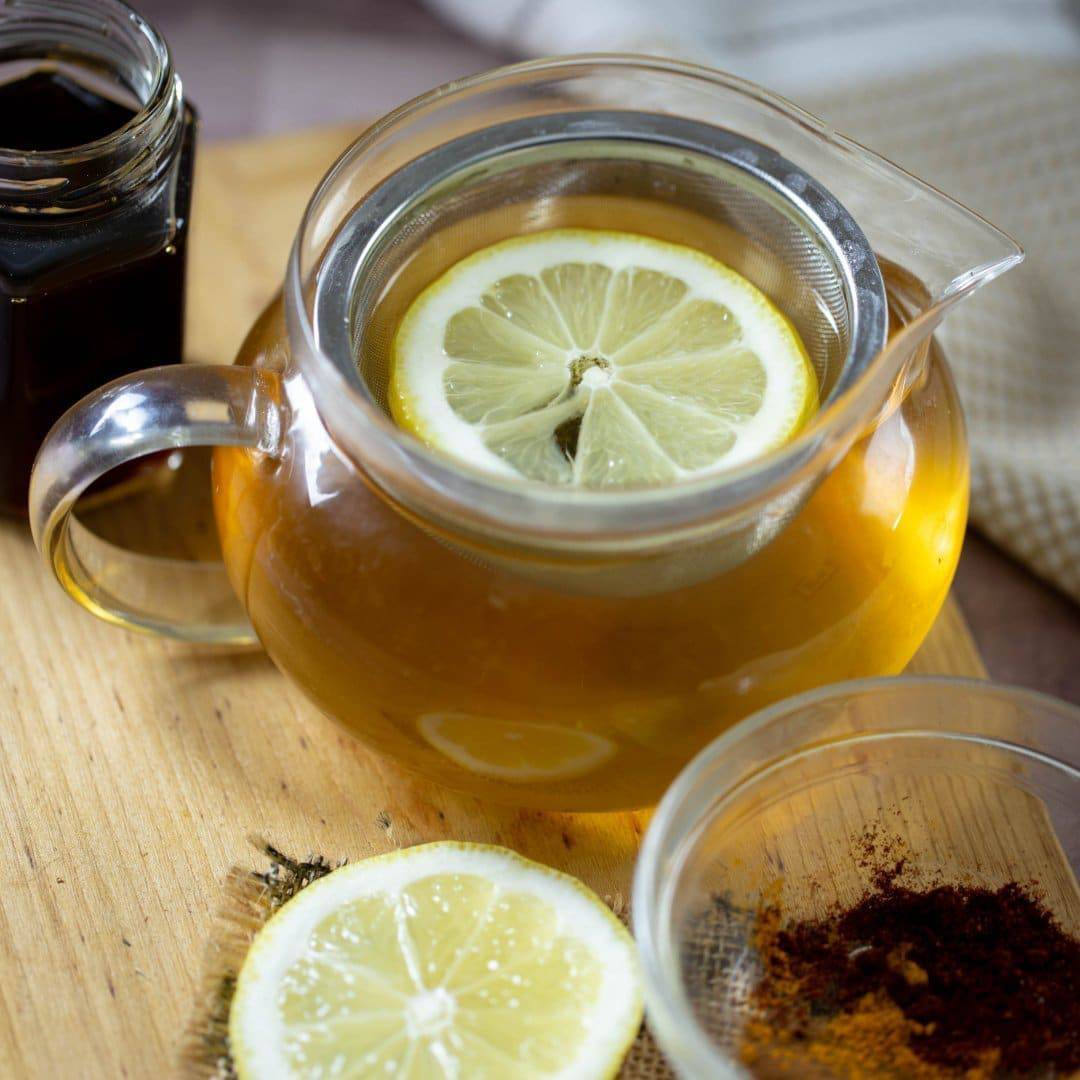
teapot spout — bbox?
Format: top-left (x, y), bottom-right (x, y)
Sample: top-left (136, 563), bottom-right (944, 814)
top-left (803, 130), bottom-right (1023, 428)
top-left (826, 130), bottom-right (1024, 308)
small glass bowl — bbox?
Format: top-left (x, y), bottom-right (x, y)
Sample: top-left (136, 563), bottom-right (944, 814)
top-left (632, 676), bottom-right (1080, 1078)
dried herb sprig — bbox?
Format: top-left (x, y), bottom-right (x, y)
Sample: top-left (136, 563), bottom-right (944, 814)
top-left (178, 838), bottom-right (345, 1079)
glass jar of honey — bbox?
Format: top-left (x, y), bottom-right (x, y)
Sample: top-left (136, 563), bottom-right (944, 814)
top-left (0, 0), bottom-right (195, 515)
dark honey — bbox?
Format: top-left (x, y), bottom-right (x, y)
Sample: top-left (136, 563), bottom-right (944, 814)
top-left (0, 69), bottom-right (135, 150)
top-left (0, 67), bottom-right (195, 514)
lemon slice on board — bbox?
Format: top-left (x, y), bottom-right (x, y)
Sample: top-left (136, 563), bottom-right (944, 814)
top-left (390, 228), bottom-right (817, 488)
top-left (419, 712), bottom-right (615, 782)
top-left (229, 842), bottom-right (642, 1080)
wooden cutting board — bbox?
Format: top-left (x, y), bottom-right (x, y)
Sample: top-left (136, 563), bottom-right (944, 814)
top-left (0, 124), bottom-right (1046, 1078)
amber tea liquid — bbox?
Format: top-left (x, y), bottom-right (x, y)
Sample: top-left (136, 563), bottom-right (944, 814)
top-left (214, 194), bottom-right (967, 810)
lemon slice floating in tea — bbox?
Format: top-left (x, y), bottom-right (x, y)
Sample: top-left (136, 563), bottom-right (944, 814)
top-left (419, 712), bottom-right (615, 781)
top-left (390, 228), bottom-right (817, 487)
top-left (229, 842), bottom-right (643, 1079)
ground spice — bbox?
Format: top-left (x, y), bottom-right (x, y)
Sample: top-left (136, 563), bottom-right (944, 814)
top-left (738, 834), bottom-right (1080, 1078)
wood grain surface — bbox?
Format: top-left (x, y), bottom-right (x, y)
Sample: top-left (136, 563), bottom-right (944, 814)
top-left (0, 124), bottom-right (1061, 1079)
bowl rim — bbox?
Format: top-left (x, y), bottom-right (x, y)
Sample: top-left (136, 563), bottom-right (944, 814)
top-left (631, 674), bottom-right (1080, 1078)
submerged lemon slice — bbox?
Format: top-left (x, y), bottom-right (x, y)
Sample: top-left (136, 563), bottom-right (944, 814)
top-left (390, 228), bottom-right (817, 487)
top-left (229, 843), bottom-right (642, 1079)
top-left (419, 712), bottom-right (615, 781)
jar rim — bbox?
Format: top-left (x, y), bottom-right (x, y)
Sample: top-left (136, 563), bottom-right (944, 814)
top-left (0, 0), bottom-right (181, 205)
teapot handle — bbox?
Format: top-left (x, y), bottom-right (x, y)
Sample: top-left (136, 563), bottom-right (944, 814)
top-left (29, 364), bottom-right (282, 646)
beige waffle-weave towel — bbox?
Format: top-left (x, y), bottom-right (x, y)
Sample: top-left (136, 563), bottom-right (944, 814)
top-left (428, 0), bottom-right (1080, 602)
top-left (805, 57), bottom-right (1080, 603)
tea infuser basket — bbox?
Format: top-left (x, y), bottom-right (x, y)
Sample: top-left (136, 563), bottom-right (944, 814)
top-left (316, 111), bottom-right (886, 409)
top-left (309, 110), bottom-right (888, 593)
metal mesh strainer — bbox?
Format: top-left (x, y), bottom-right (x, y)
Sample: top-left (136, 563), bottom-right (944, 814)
top-left (313, 110), bottom-right (886, 430)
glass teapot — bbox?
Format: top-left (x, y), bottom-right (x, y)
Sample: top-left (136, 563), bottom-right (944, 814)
top-left (29, 57), bottom-right (1020, 811)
